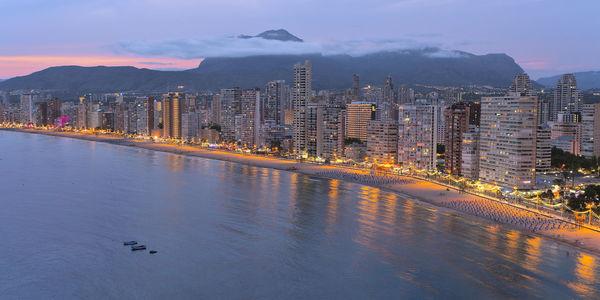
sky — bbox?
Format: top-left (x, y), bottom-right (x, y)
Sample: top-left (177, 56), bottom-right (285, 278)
top-left (0, 0), bottom-right (599, 80)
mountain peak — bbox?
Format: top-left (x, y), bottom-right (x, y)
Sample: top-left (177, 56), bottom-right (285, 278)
top-left (239, 29), bottom-right (303, 42)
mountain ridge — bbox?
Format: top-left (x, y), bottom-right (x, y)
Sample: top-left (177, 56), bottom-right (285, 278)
top-left (0, 49), bottom-right (525, 92)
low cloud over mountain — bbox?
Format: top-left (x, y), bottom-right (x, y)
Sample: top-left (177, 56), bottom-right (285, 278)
top-left (113, 29), bottom-right (467, 59)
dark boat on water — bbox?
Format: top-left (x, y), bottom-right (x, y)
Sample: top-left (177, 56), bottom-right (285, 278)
top-left (131, 245), bottom-right (146, 251)
top-left (123, 241), bottom-right (138, 246)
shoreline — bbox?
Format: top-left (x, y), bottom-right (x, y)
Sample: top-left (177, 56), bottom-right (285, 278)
top-left (5, 127), bottom-right (600, 256)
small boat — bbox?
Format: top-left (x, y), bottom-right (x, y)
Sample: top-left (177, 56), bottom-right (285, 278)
top-left (149, 250), bottom-right (157, 254)
top-left (123, 241), bottom-right (138, 246)
top-left (131, 245), bottom-right (146, 251)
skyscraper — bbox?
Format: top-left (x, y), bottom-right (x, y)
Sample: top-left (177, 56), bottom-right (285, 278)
top-left (20, 94), bottom-right (35, 124)
top-left (444, 103), bottom-right (470, 176)
top-left (147, 97), bottom-right (155, 133)
top-left (293, 61), bottom-right (312, 156)
top-left (162, 92), bottom-right (183, 139)
top-left (381, 75), bottom-right (395, 120)
top-left (352, 74), bottom-right (360, 101)
top-left (552, 74), bottom-right (582, 121)
top-left (220, 87), bottom-right (242, 141)
top-left (240, 88), bottom-right (261, 147)
top-left (536, 125), bottom-right (552, 173)
top-left (581, 103), bottom-right (600, 158)
top-left (397, 104), bottom-right (438, 171)
top-left (47, 98), bottom-right (61, 126)
top-left (264, 80), bottom-right (286, 125)
top-left (479, 92), bottom-right (537, 190)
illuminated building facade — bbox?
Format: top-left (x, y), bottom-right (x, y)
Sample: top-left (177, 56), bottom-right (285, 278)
top-left (162, 92), bottom-right (183, 139)
top-left (479, 93), bottom-right (537, 190)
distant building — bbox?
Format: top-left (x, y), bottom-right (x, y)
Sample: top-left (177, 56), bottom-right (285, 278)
top-left (552, 74), bottom-right (582, 121)
top-left (381, 75), bottom-right (396, 120)
top-left (552, 120), bottom-right (582, 155)
top-left (509, 73), bottom-right (533, 95)
top-left (352, 74), bottom-right (360, 101)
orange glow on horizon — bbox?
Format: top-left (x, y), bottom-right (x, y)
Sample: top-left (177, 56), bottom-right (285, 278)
top-left (0, 55), bottom-right (204, 78)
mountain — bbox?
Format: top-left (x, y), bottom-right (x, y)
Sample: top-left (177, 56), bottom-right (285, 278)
top-left (0, 50), bottom-right (525, 92)
top-left (537, 71), bottom-right (600, 90)
top-left (0, 66), bottom-right (207, 92)
top-left (238, 29), bottom-right (303, 42)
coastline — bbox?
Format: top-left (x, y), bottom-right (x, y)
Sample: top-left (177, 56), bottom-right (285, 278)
top-left (5, 127), bottom-right (600, 256)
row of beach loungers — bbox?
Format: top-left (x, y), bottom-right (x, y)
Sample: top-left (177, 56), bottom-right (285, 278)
top-left (446, 199), bottom-right (572, 232)
top-left (316, 170), bottom-right (415, 186)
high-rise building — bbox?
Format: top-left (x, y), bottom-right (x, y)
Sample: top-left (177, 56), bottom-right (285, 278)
top-left (398, 85), bottom-right (414, 104)
top-left (147, 97), bottom-right (155, 133)
top-left (444, 102), bottom-right (471, 176)
top-left (220, 87), bottom-right (242, 141)
top-left (479, 93), bottom-right (537, 190)
top-left (211, 94), bottom-right (221, 125)
top-left (293, 61), bottom-right (312, 156)
top-left (381, 76), bottom-right (395, 120)
top-left (36, 102), bottom-right (48, 126)
top-left (162, 92), bottom-right (183, 139)
top-left (536, 125), bottom-right (552, 173)
top-left (581, 103), bottom-right (600, 158)
top-left (352, 74), bottom-right (360, 101)
top-left (306, 101), bottom-right (324, 158)
top-left (320, 104), bottom-right (345, 160)
top-left (461, 125), bottom-right (480, 180)
top-left (346, 102), bottom-right (376, 142)
top-left (367, 120), bottom-right (398, 165)
top-left (182, 111), bottom-right (199, 140)
top-left (20, 94), bottom-right (35, 124)
top-left (537, 98), bottom-right (551, 125)
top-left (47, 98), bottom-right (61, 126)
top-left (397, 104), bottom-right (438, 171)
top-left (552, 74), bottom-right (582, 121)
top-left (240, 88), bottom-right (261, 147)
top-left (264, 80), bottom-right (286, 125)
top-left (552, 118), bottom-right (582, 155)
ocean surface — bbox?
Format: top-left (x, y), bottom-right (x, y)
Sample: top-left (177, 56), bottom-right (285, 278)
top-left (1, 130), bottom-right (599, 299)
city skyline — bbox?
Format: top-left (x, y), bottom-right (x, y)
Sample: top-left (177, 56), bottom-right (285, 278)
top-left (1, 0), bottom-right (599, 79)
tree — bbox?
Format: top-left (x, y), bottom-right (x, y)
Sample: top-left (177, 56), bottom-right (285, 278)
top-left (567, 185), bottom-right (600, 211)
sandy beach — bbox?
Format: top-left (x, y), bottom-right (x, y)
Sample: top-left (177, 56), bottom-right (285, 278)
top-left (6, 127), bottom-right (600, 255)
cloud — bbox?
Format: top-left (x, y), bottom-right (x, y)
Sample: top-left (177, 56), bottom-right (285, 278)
top-left (138, 61), bottom-right (173, 66)
top-left (113, 35), bottom-right (463, 59)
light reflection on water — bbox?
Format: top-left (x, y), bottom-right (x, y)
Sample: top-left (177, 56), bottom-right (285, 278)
top-left (1, 130), bottom-right (599, 299)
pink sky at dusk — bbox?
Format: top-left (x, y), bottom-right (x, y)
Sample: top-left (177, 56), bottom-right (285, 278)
top-left (0, 56), bottom-right (203, 78)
